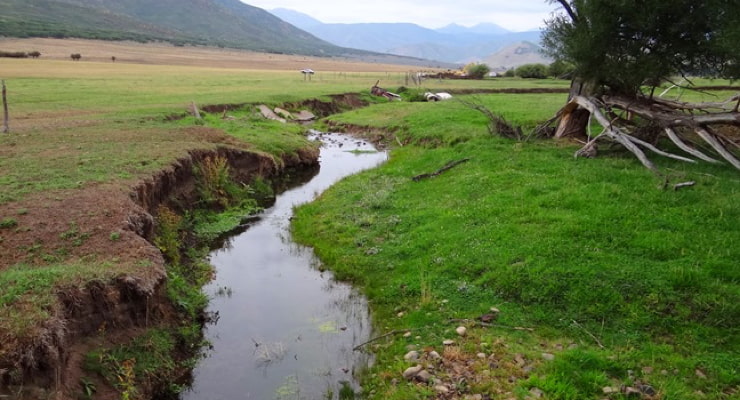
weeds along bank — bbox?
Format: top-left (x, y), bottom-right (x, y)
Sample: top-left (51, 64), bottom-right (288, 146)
top-left (293, 94), bottom-right (740, 399)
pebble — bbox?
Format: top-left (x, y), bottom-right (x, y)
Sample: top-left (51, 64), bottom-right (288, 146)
top-left (404, 351), bottom-right (419, 362)
top-left (428, 350), bottom-right (441, 360)
top-left (434, 385), bottom-right (450, 394)
top-left (640, 384), bottom-right (657, 396)
top-left (403, 331), bottom-right (412, 338)
top-left (602, 386), bottom-right (617, 394)
top-left (397, 311), bottom-right (405, 318)
top-left (695, 369), bottom-right (707, 379)
top-left (529, 388), bottom-right (544, 398)
top-left (402, 365), bottom-right (423, 380)
top-left (443, 339), bottom-right (456, 346)
top-left (416, 370), bottom-right (433, 383)
top-left (490, 307), bottom-right (500, 313)
top-left (542, 352), bottom-right (555, 361)
top-left (476, 352), bottom-right (486, 359)
top-left (456, 326), bottom-right (467, 336)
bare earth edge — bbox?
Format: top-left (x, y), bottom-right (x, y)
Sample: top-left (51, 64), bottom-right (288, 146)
top-left (0, 38), bottom-right (399, 399)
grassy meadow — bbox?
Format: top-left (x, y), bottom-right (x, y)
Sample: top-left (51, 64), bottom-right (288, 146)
top-left (0, 41), bottom-right (738, 399)
top-left (295, 97), bottom-right (740, 399)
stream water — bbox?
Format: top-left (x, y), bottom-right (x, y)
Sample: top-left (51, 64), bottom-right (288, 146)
top-left (182, 132), bottom-right (387, 400)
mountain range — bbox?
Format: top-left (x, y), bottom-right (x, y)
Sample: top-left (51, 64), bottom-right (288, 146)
top-left (0, 0), bottom-right (363, 57)
top-left (0, 0), bottom-right (550, 69)
top-left (269, 8), bottom-right (550, 67)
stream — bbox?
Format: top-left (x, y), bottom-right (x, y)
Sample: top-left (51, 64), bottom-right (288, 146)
top-left (182, 131), bottom-right (388, 400)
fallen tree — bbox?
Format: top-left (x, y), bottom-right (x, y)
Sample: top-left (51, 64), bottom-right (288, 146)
top-left (538, 93), bottom-right (740, 173)
top-left (539, 0), bottom-right (740, 175)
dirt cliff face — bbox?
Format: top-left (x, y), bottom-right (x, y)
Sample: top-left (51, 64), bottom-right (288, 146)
top-left (0, 142), bottom-right (319, 399)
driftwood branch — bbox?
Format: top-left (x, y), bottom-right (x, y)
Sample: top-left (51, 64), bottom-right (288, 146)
top-left (352, 330), bottom-right (406, 351)
top-left (448, 318), bottom-right (534, 332)
top-left (673, 181), bottom-right (696, 190)
top-left (412, 158), bottom-right (470, 181)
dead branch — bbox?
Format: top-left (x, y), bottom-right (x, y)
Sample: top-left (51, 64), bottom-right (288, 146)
top-left (663, 127), bottom-right (721, 163)
top-left (572, 320), bottom-right (604, 349)
top-left (456, 97), bottom-right (524, 139)
top-left (190, 101), bottom-right (202, 120)
top-left (412, 158), bottom-right (470, 181)
top-left (571, 96), bottom-right (659, 172)
top-left (653, 93), bottom-right (740, 112)
top-left (695, 127), bottom-right (740, 170)
top-left (448, 318), bottom-right (534, 332)
top-left (352, 330), bottom-right (406, 351)
top-left (673, 181), bottom-right (696, 190)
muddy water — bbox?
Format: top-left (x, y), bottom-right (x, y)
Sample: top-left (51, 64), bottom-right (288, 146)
top-left (182, 132), bottom-right (387, 400)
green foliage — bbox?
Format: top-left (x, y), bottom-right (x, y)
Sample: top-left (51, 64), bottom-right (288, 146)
top-left (548, 60), bottom-right (575, 79)
top-left (543, 0), bottom-right (740, 94)
top-left (294, 93), bottom-right (740, 399)
top-left (464, 63), bottom-right (491, 79)
top-left (193, 155), bottom-right (233, 209)
top-left (154, 206), bottom-right (183, 266)
top-left (515, 63), bottom-right (549, 79)
top-left (0, 217), bottom-right (18, 229)
top-left (504, 69), bottom-right (516, 77)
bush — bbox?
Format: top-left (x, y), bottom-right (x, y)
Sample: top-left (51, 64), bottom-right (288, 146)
top-left (464, 63), bottom-right (491, 79)
top-left (515, 63), bottom-right (549, 79)
top-left (548, 60), bottom-right (575, 79)
top-left (504, 69), bottom-right (516, 77)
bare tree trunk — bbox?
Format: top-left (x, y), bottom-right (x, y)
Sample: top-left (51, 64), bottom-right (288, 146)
top-left (2, 80), bottom-right (8, 134)
top-left (554, 78), bottom-right (595, 139)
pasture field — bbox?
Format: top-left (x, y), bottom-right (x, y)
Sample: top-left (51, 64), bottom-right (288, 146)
top-left (295, 98), bottom-right (740, 398)
top-left (0, 38), bottom-right (738, 399)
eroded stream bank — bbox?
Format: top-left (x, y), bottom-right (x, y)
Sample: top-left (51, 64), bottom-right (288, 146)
top-left (182, 132), bottom-right (387, 400)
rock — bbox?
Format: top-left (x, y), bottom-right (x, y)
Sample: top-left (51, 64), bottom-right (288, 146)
top-left (405, 344), bottom-right (417, 351)
top-left (404, 351), bottom-right (419, 362)
top-left (403, 365), bottom-right (423, 380)
top-left (477, 353), bottom-right (487, 359)
top-left (428, 350), bottom-right (441, 360)
top-left (273, 107), bottom-right (294, 120)
top-left (640, 384), bottom-right (657, 396)
top-left (294, 110), bottom-right (316, 121)
top-left (542, 352), bottom-right (555, 361)
top-left (529, 387), bottom-right (544, 398)
top-left (257, 105), bottom-right (286, 123)
top-left (623, 386), bottom-right (642, 396)
top-left (434, 385), bottom-right (450, 394)
top-left (416, 370), bottom-right (433, 383)
top-left (602, 386), bottom-right (617, 394)
top-left (397, 311), bottom-right (405, 318)
top-left (403, 331), bottom-right (412, 338)
top-left (514, 353), bottom-right (526, 367)
top-left (490, 307), bottom-right (500, 313)
top-left (443, 339), bottom-right (456, 346)
top-left (456, 326), bottom-right (467, 336)
top-left (695, 369), bottom-right (707, 379)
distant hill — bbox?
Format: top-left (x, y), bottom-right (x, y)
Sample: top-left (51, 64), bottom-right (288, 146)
top-left (0, 0), bottom-right (364, 57)
top-left (483, 41), bottom-right (552, 71)
top-left (268, 8), bottom-right (544, 65)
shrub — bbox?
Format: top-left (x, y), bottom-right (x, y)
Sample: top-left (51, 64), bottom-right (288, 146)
top-left (515, 63), bottom-right (549, 79)
top-left (548, 60), bottom-right (575, 79)
top-left (28, 51), bottom-right (41, 58)
top-left (464, 63), bottom-right (491, 79)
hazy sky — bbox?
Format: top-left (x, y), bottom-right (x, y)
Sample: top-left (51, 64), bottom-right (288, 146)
top-left (242, 1), bottom-right (559, 32)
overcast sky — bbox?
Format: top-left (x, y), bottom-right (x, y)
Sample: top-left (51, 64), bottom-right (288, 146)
top-left (242, 1), bottom-right (559, 32)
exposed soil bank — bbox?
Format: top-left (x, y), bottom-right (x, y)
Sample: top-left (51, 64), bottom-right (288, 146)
top-left (0, 93), bottom-right (372, 399)
top-left (0, 145), bottom-right (318, 400)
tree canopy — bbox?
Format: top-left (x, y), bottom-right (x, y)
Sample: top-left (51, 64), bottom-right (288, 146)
top-left (542, 0), bottom-right (740, 96)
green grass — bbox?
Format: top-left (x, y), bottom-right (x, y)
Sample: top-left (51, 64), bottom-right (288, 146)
top-left (293, 95), bottom-right (740, 399)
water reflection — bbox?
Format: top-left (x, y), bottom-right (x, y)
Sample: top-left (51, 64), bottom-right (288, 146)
top-left (182, 132), bottom-right (387, 400)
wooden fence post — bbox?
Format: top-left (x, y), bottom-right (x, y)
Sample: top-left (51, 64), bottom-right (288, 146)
top-left (2, 80), bottom-right (9, 134)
